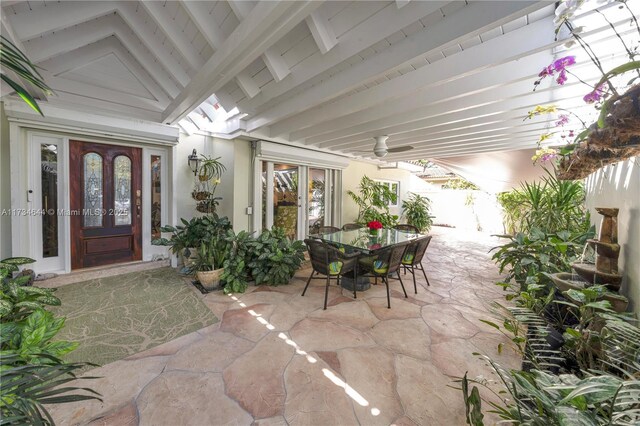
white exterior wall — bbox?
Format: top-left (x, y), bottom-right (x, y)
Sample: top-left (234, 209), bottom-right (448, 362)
top-left (585, 158), bottom-right (640, 318)
top-left (341, 160), bottom-right (433, 224)
top-left (173, 133), bottom-right (251, 231)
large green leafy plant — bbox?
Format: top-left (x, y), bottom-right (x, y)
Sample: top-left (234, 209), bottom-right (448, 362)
top-left (247, 228), bottom-right (305, 286)
top-left (1, 261), bottom-right (100, 424)
top-left (401, 193), bottom-right (433, 232)
top-left (347, 176), bottom-right (398, 228)
top-left (220, 230), bottom-right (254, 294)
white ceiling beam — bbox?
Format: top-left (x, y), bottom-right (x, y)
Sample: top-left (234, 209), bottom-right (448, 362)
top-left (384, 139), bottom-right (542, 161)
top-left (384, 135), bottom-right (543, 158)
top-left (116, 1), bottom-right (190, 87)
top-left (284, 32), bottom-right (570, 141)
top-left (7, 1), bottom-right (116, 41)
top-left (24, 14), bottom-right (181, 98)
top-left (238, 1), bottom-right (448, 114)
top-left (262, 48), bottom-right (291, 83)
top-left (139, 0), bottom-right (205, 70)
top-left (338, 118), bottom-right (556, 155)
top-left (344, 122), bottom-right (553, 158)
top-left (213, 89), bottom-right (237, 113)
top-left (235, 71), bottom-right (261, 99)
top-left (306, 10), bottom-right (337, 54)
top-left (263, 5), bottom-right (553, 136)
top-left (299, 32), bottom-right (620, 146)
top-left (396, 0), bottom-right (411, 9)
top-left (227, 0), bottom-right (254, 20)
top-left (162, 0), bottom-right (322, 124)
top-left (181, 0), bottom-right (227, 50)
top-left (199, 102), bottom-right (218, 122)
top-left (228, 0), bottom-right (289, 85)
top-left (39, 36), bottom-right (170, 106)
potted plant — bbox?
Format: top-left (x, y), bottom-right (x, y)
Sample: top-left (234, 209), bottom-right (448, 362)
top-left (189, 238), bottom-right (228, 291)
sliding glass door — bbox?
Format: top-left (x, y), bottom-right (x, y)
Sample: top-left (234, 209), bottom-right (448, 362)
top-left (260, 162), bottom-right (338, 240)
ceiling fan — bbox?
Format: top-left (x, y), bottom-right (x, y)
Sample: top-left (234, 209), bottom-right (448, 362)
top-left (356, 136), bottom-right (414, 158)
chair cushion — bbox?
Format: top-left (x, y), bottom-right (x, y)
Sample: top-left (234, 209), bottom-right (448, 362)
top-left (402, 252), bottom-right (415, 265)
top-left (373, 260), bottom-right (389, 274)
top-left (328, 261), bottom-right (343, 275)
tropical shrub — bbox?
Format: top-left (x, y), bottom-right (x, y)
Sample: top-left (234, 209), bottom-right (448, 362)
top-left (497, 172), bottom-right (590, 236)
top-left (1, 353), bottom-right (101, 425)
top-left (0, 262), bottom-right (100, 424)
top-left (401, 193), bottom-right (433, 233)
top-left (247, 228), bottom-right (305, 286)
top-left (492, 227), bottom-right (594, 288)
top-left (221, 230), bottom-right (254, 294)
top-left (347, 176), bottom-right (399, 228)
top-left (153, 214), bottom-right (232, 252)
top-left (1, 309), bottom-right (78, 365)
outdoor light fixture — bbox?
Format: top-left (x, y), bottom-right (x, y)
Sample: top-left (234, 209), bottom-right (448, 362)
top-left (188, 149), bottom-right (201, 176)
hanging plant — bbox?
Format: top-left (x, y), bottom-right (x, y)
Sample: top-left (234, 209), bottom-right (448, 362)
top-left (525, 1), bottom-right (640, 179)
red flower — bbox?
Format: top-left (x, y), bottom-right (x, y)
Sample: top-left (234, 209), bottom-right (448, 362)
top-left (367, 221), bottom-right (383, 230)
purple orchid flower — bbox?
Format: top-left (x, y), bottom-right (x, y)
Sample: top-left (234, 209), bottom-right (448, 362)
top-left (556, 114), bottom-right (569, 126)
top-left (556, 69), bottom-right (568, 85)
top-left (583, 82), bottom-right (608, 104)
top-left (553, 56), bottom-right (576, 71)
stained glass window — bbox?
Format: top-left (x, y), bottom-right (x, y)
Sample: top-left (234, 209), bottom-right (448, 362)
top-left (83, 153), bottom-right (103, 227)
top-left (114, 155), bottom-right (132, 226)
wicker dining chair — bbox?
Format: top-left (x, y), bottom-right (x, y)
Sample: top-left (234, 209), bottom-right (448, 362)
top-left (394, 224), bottom-right (419, 233)
top-left (302, 239), bottom-right (360, 309)
top-left (342, 223), bottom-right (361, 231)
top-left (317, 226), bottom-right (341, 234)
top-left (358, 242), bottom-right (409, 308)
top-left (401, 235), bottom-right (433, 293)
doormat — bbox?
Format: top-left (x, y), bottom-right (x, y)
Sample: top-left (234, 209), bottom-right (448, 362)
top-left (51, 267), bottom-right (217, 368)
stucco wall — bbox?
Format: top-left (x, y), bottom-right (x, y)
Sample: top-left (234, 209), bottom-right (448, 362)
top-left (341, 161), bottom-right (433, 224)
top-left (0, 102), bottom-right (11, 258)
top-left (584, 158), bottom-right (640, 318)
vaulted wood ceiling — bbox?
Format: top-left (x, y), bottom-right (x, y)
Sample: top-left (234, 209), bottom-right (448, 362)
top-left (1, 1), bottom-right (635, 162)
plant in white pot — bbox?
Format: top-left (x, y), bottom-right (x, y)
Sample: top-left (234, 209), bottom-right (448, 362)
top-left (189, 239), bottom-right (228, 291)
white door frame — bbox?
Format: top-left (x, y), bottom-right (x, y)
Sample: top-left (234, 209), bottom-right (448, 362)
top-left (15, 127), bottom-right (174, 274)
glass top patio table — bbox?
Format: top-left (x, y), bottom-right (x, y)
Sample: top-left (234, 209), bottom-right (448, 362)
top-left (309, 228), bottom-right (425, 254)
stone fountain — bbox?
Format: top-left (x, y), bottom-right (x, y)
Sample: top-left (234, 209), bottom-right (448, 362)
top-left (549, 207), bottom-right (628, 312)
top-left (573, 207), bottom-right (623, 290)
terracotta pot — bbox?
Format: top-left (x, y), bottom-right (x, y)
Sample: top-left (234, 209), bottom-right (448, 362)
top-left (196, 268), bottom-right (224, 291)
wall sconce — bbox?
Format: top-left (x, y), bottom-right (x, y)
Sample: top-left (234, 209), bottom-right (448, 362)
top-left (188, 149), bottom-right (201, 176)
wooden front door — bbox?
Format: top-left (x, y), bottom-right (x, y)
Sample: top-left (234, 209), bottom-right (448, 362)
top-left (70, 140), bottom-right (142, 269)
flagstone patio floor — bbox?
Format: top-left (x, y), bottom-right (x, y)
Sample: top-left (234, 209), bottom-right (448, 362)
top-left (49, 227), bottom-right (521, 426)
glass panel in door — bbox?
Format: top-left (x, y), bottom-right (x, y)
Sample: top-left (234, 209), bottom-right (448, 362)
top-left (308, 168), bottom-right (325, 235)
top-left (273, 164), bottom-right (298, 240)
top-left (41, 144), bottom-right (58, 257)
top-left (114, 155), bottom-right (132, 225)
top-left (83, 153), bottom-right (103, 227)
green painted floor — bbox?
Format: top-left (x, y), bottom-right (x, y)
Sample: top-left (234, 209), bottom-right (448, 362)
top-left (51, 267), bottom-right (217, 368)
